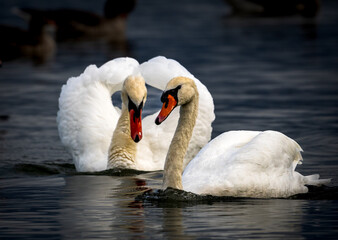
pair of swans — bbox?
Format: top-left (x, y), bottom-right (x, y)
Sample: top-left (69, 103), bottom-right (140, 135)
top-left (57, 56), bottom-right (329, 198)
top-left (57, 56), bottom-right (214, 172)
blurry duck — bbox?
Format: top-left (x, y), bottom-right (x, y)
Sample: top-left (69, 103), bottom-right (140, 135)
top-left (155, 76), bottom-right (330, 198)
top-left (15, 0), bottom-right (136, 42)
top-left (225, 0), bottom-right (320, 18)
top-left (0, 15), bottom-right (55, 63)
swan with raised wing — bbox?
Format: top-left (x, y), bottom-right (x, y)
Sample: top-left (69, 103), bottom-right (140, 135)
top-left (155, 76), bottom-right (330, 198)
top-left (57, 56), bottom-right (215, 172)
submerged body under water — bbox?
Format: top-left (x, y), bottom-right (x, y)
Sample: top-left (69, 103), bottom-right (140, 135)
top-left (1, 0), bottom-right (338, 239)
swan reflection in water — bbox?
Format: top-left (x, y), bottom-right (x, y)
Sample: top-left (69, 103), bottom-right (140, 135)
top-left (58, 174), bottom-right (311, 239)
top-left (58, 174), bottom-right (148, 238)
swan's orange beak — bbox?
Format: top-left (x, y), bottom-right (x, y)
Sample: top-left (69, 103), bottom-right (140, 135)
top-left (129, 108), bottom-right (142, 143)
top-left (155, 94), bottom-right (177, 125)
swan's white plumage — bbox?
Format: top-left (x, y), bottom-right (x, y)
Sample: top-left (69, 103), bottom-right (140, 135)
top-left (57, 57), bottom-right (140, 172)
top-left (182, 130), bottom-right (330, 198)
top-left (139, 56), bottom-right (215, 168)
top-left (57, 56), bottom-right (215, 172)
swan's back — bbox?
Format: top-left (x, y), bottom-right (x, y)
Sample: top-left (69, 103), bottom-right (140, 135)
top-left (182, 130), bottom-right (327, 198)
top-left (57, 57), bottom-right (139, 172)
top-left (138, 56), bottom-right (215, 169)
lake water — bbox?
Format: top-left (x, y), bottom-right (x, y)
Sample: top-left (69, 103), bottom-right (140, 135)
top-left (1, 0), bottom-right (338, 239)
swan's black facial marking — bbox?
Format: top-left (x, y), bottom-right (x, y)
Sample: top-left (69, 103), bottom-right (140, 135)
top-left (160, 85), bottom-right (181, 107)
top-left (128, 96), bottom-right (143, 120)
top-left (128, 96), bottom-right (144, 142)
top-left (155, 85), bottom-right (181, 125)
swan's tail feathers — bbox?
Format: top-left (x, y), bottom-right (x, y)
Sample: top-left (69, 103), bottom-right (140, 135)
top-left (304, 174), bottom-right (331, 186)
top-left (292, 149), bottom-right (303, 170)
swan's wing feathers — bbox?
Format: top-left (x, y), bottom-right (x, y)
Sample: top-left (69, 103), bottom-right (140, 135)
top-left (57, 57), bottom-right (139, 172)
top-left (183, 131), bottom-right (261, 174)
top-left (140, 56), bottom-right (215, 167)
top-left (140, 56), bottom-right (195, 90)
top-left (99, 57), bottom-right (140, 91)
top-left (220, 131), bottom-right (303, 173)
top-left (183, 130), bottom-right (328, 198)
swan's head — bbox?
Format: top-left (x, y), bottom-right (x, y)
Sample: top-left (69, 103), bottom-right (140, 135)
top-left (155, 76), bottom-right (197, 125)
top-left (122, 75), bottom-right (147, 142)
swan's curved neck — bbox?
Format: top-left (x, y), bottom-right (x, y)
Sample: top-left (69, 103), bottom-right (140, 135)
top-left (108, 103), bottom-right (136, 169)
top-left (163, 93), bottom-right (198, 190)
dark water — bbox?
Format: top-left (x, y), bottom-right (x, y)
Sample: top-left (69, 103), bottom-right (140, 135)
top-left (1, 0), bottom-right (338, 239)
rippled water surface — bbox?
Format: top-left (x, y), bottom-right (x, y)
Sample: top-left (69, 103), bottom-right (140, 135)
top-left (1, 0), bottom-right (338, 239)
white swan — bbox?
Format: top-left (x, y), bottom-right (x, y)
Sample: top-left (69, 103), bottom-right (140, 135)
top-left (107, 75), bottom-right (147, 169)
top-left (155, 76), bottom-right (330, 198)
top-left (57, 56), bottom-right (215, 172)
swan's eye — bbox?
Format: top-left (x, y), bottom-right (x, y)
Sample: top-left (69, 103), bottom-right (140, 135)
top-left (128, 96), bottom-right (136, 109)
top-left (164, 98), bottom-right (169, 108)
top-left (128, 96), bottom-right (143, 120)
top-left (161, 85), bottom-right (181, 105)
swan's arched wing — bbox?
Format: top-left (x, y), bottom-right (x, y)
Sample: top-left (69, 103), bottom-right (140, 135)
top-left (136, 56), bottom-right (215, 170)
top-left (139, 56), bottom-right (195, 89)
top-left (57, 57), bottom-right (139, 172)
top-left (182, 130), bottom-right (309, 197)
top-left (98, 57), bottom-right (141, 91)
top-left (183, 131), bottom-right (262, 182)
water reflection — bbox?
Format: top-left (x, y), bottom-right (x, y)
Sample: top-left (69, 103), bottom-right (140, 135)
top-left (139, 197), bottom-right (310, 239)
top-left (161, 207), bottom-right (195, 240)
top-left (0, 177), bottom-right (65, 239)
top-left (1, 173), bottom-right (337, 239)
top-left (224, 0), bottom-right (321, 18)
top-left (59, 175), bottom-right (139, 238)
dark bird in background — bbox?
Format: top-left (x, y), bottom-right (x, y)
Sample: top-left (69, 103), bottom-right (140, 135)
top-left (15, 0), bottom-right (136, 42)
top-left (225, 0), bottom-right (320, 18)
top-left (0, 15), bottom-right (56, 64)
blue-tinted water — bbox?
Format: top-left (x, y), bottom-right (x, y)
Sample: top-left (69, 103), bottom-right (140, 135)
top-left (1, 0), bottom-right (338, 239)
